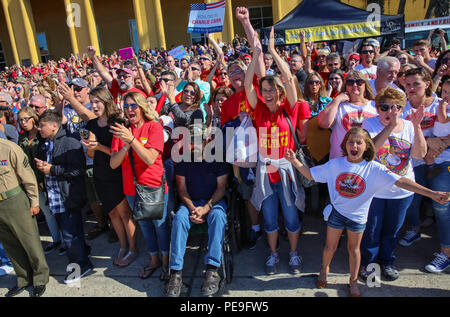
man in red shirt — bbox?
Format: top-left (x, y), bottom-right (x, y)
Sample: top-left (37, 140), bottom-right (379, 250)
top-left (86, 46), bottom-right (146, 102)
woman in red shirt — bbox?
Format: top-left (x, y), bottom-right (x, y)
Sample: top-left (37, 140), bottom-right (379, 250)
top-left (244, 27), bottom-right (306, 275)
top-left (110, 91), bottom-right (170, 280)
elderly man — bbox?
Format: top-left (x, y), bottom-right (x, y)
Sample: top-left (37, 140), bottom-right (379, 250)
top-left (264, 53), bottom-right (275, 75)
top-left (289, 54), bottom-right (307, 91)
top-left (368, 56), bottom-right (403, 95)
top-left (29, 95), bottom-right (48, 116)
top-left (87, 46), bottom-right (146, 101)
top-left (199, 53), bottom-right (216, 83)
top-left (166, 124), bottom-right (230, 297)
top-left (166, 55), bottom-right (183, 78)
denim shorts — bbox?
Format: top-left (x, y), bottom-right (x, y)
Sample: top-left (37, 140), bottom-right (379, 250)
top-left (327, 207), bottom-right (366, 233)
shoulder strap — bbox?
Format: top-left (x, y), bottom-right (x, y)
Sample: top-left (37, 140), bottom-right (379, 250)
top-left (128, 148), bottom-right (165, 186)
top-left (282, 108), bottom-right (301, 150)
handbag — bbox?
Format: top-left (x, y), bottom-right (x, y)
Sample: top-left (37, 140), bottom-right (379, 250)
top-left (128, 149), bottom-right (165, 221)
top-left (282, 108), bottom-right (316, 188)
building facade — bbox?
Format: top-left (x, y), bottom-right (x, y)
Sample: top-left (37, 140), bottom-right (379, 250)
top-left (0, 0), bottom-right (441, 68)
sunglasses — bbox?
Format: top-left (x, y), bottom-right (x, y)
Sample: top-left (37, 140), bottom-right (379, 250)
top-left (379, 103), bottom-right (402, 112)
top-left (308, 80), bottom-right (320, 85)
top-left (361, 50), bottom-right (375, 55)
top-left (190, 67), bottom-right (200, 71)
top-left (31, 104), bottom-right (46, 110)
top-left (160, 78), bottom-right (173, 83)
top-left (346, 79), bottom-right (365, 86)
top-left (72, 86), bottom-right (84, 92)
top-left (123, 103), bottom-right (139, 110)
top-left (328, 62), bottom-right (339, 67)
top-left (219, 72), bottom-right (228, 76)
top-left (199, 57), bottom-right (210, 61)
top-left (183, 89), bottom-right (196, 96)
top-left (117, 74), bottom-right (131, 79)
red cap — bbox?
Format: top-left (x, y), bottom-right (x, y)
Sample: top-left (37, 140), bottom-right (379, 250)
top-left (348, 53), bottom-right (360, 61)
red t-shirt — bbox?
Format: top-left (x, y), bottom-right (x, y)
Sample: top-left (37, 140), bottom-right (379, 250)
top-left (110, 120), bottom-right (167, 196)
top-left (254, 99), bottom-right (299, 183)
top-left (220, 75), bottom-right (260, 127)
top-left (296, 101), bottom-right (312, 127)
top-left (109, 79), bottom-right (148, 104)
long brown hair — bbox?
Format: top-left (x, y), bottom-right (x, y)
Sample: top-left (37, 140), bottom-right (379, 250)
top-left (340, 127), bottom-right (376, 161)
top-left (404, 67), bottom-right (433, 97)
top-left (342, 70), bottom-right (375, 100)
top-left (182, 82), bottom-right (202, 110)
top-left (17, 106), bottom-right (39, 130)
top-left (89, 86), bottom-right (122, 125)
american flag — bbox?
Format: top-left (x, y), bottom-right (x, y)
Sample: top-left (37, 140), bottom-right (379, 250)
top-left (190, 0), bottom-right (226, 11)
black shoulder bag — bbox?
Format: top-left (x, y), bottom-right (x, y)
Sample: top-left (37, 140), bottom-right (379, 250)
top-left (282, 108), bottom-right (316, 188)
top-left (128, 149), bottom-right (166, 221)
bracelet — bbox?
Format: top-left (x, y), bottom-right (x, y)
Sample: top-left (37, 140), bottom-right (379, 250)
top-left (128, 137), bottom-right (135, 144)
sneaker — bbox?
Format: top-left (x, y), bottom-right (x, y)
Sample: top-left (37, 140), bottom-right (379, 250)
top-left (425, 252), bottom-right (450, 273)
top-left (265, 253), bottom-right (279, 275)
top-left (289, 254), bottom-right (302, 274)
top-left (64, 266), bottom-right (93, 285)
top-left (381, 264), bottom-right (399, 281)
top-left (399, 230), bottom-right (421, 247)
top-left (359, 266), bottom-right (370, 282)
top-left (58, 246), bottom-right (67, 256)
top-left (247, 229), bottom-right (262, 250)
top-left (0, 265), bottom-right (14, 276)
top-left (43, 241), bottom-right (61, 255)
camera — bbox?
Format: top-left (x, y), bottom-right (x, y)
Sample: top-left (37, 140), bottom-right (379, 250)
top-left (79, 128), bottom-right (90, 140)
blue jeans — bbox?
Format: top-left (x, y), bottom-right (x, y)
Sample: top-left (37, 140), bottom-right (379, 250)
top-left (405, 164), bottom-right (429, 229)
top-left (164, 158), bottom-right (175, 216)
top-left (39, 190), bottom-right (64, 245)
top-left (169, 199), bottom-right (227, 270)
top-left (327, 207), bottom-right (366, 233)
top-left (127, 193), bottom-right (170, 256)
top-left (361, 195), bottom-right (414, 267)
top-left (0, 242), bottom-right (12, 267)
top-left (261, 181), bottom-right (301, 234)
top-left (54, 209), bottom-right (93, 272)
top-left (428, 161), bottom-right (450, 248)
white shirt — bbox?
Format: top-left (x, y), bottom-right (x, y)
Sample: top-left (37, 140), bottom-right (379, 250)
top-left (368, 79), bottom-right (404, 96)
top-left (432, 105), bottom-right (450, 164)
top-left (362, 116), bottom-right (416, 199)
top-left (355, 64), bottom-right (377, 79)
top-left (329, 100), bottom-right (377, 159)
top-left (310, 157), bottom-right (400, 224)
top-left (401, 96), bottom-right (440, 167)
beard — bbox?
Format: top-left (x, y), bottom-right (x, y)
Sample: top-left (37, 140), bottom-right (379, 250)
top-left (119, 80), bottom-right (131, 91)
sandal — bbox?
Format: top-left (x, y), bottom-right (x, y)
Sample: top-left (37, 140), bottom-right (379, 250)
top-left (316, 268), bottom-right (328, 289)
top-left (139, 264), bottom-right (161, 279)
top-left (160, 266), bottom-right (170, 281)
top-left (113, 248), bottom-right (128, 266)
top-left (348, 279), bottom-right (362, 297)
top-left (117, 251), bottom-right (137, 268)
top-left (86, 225), bottom-right (108, 240)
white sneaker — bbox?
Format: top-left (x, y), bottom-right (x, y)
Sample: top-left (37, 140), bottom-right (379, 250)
top-left (425, 253), bottom-right (450, 273)
top-left (0, 265), bottom-right (14, 276)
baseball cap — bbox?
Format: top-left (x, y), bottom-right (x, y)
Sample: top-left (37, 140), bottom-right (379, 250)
top-left (116, 68), bottom-right (134, 76)
top-left (348, 53), bottom-right (360, 61)
top-left (70, 77), bottom-right (88, 88)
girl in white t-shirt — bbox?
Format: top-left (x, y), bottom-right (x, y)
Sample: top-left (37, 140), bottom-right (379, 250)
top-left (318, 70), bottom-right (377, 159)
top-left (285, 127), bottom-right (449, 297)
top-left (360, 88), bottom-right (427, 281)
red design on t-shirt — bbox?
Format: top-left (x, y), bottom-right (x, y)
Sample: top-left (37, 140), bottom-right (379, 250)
top-left (342, 110), bottom-right (376, 130)
top-left (335, 173), bottom-right (366, 198)
top-left (406, 112), bottom-right (436, 131)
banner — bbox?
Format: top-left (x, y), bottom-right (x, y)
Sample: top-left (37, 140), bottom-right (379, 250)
top-left (187, 0), bottom-right (226, 34)
top-left (168, 45), bottom-right (188, 60)
top-left (285, 21), bottom-right (381, 44)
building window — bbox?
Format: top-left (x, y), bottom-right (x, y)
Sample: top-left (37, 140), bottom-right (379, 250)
top-left (190, 33), bottom-right (206, 45)
top-left (248, 6), bottom-right (273, 30)
top-left (37, 33), bottom-right (50, 63)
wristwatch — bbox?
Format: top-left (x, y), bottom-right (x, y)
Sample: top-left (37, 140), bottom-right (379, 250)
top-left (207, 202), bottom-right (214, 210)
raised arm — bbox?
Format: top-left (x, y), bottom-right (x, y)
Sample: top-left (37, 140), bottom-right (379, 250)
top-left (285, 148), bottom-right (314, 181)
top-left (305, 42), bottom-right (313, 75)
top-left (58, 82), bottom-right (97, 122)
top-left (244, 38), bottom-right (261, 110)
top-left (133, 54), bottom-right (152, 95)
top-left (236, 7), bottom-right (265, 78)
top-left (87, 46), bottom-right (114, 88)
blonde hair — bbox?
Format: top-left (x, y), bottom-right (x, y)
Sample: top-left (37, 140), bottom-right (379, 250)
top-left (123, 91), bottom-right (159, 122)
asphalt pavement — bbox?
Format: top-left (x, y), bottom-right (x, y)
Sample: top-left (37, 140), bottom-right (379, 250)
top-left (1, 211), bottom-right (449, 298)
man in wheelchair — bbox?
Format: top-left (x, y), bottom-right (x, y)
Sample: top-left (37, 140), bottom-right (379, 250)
top-left (166, 123), bottom-right (231, 297)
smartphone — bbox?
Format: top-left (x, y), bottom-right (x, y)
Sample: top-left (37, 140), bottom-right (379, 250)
top-left (79, 128), bottom-right (90, 140)
top-left (119, 47), bottom-right (134, 60)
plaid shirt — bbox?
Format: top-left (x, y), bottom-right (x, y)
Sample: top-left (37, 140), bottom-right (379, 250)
top-left (44, 140), bottom-right (66, 214)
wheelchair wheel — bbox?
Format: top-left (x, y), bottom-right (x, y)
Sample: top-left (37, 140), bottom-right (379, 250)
top-left (224, 250), bottom-right (233, 284)
top-left (229, 193), bottom-right (244, 251)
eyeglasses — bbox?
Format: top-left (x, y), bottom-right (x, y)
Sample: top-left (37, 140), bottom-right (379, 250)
top-left (18, 117), bottom-right (32, 123)
top-left (160, 78), bottom-right (173, 83)
top-left (123, 103), bottom-right (139, 110)
top-left (117, 74), bottom-right (131, 79)
top-left (199, 57), bottom-right (210, 61)
top-left (361, 50), bottom-right (375, 55)
top-left (190, 67), bottom-right (201, 72)
top-left (346, 79), bottom-right (365, 86)
top-left (72, 86), bottom-right (84, 92)
top-left (31, 104), bottom-right (46, 110)
top-left (183, 89), bottom-right (196, 96)
top-left (308, 80), bottom-right (320, 85)
top-left (328, 62), bottom-right (339, 67)
top-left (379, 103), bottom-right (402, 112)
top-left (219, 72), bottom-right (228, 76)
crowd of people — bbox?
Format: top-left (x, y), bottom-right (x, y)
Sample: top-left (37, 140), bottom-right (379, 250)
top-left (0, 6), bottom-right (449, 298)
